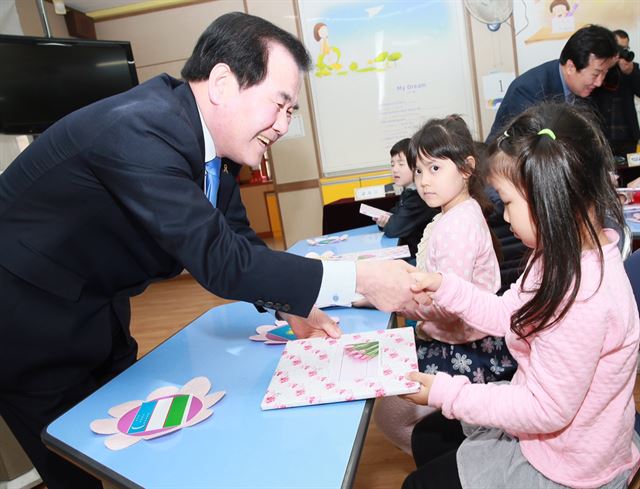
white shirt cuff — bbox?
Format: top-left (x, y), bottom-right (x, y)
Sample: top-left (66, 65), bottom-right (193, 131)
top-left (316, 261), bottom-right (359, 307)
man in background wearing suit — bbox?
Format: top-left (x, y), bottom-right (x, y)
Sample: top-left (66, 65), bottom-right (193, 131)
top-left (0, 12), bottom-right (417, 488)
top-left (487, 24), bottom-right (618, 142)
top-left (593, 29), bottom-right (640, 158)
top-left (482, 25), bottom-right (619, 290)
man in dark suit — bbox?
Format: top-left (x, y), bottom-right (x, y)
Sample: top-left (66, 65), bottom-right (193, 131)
top-left (0, 12), bottom-right (416, 488)
top-left (593, 29), bottom-right (640, 158)
top-left (487, 25), bottom-right (618, 142)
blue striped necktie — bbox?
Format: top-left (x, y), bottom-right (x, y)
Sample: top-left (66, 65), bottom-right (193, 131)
top-left (204, 157), bottom-right (221, 208)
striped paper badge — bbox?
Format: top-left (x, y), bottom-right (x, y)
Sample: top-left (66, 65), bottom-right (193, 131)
top-left (126, 395), bottom-right (192, 434)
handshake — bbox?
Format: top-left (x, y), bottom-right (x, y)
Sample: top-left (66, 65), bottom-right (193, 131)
top-left (283, 260), bottom-right (444, 340)
top-left (354, 260), bottom-right (443, 318)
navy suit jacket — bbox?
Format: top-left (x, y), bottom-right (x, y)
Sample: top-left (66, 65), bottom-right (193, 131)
top-left (0, 74), bottom-right (322, 392)
top-left (487, 60), bottom-right (566, 142)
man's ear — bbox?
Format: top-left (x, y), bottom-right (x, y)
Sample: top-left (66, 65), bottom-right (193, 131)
top-left (207, 63), bottom-right (237, 105)
top-left (564, 59), bottom-right (577, 75)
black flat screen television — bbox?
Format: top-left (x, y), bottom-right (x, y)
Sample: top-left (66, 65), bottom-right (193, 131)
top-left (0, 34), bottom-right (139, 135)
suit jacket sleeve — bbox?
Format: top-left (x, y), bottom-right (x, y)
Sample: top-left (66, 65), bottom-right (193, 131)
top-left (487, 62), bottom-right (562, 143)
top-left (87, 108), bottom-right (321, 316)
top-left (488, 83), bottom-right (540, 142)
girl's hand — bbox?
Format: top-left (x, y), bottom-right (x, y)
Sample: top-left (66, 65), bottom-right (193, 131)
top-left (401, 372), bottom-right (435, 405)
top-left (410, 272), bottom-right (442, 305)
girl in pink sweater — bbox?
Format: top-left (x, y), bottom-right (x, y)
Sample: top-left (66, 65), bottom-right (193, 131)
top-left (404, 102), bottom-right (640, 489)
top-left (374, 115), bottom-right (516, 454)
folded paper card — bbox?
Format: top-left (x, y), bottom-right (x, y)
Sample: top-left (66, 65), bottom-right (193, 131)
top-left (359, 203), bottom-right (392, 219)
top-left (261, 327), bottom-right (420, 410)
top-left (306, 234), bottom-right (348, 246)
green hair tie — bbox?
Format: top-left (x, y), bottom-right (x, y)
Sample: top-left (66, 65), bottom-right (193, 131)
top-left (537, 128), bottom-right (556, 140)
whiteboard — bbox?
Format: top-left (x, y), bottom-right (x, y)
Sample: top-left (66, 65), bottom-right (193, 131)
top-left (298, 1), bottom-right (478, 176)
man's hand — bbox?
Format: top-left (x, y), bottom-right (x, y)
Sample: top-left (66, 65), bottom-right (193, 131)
top-left (401, 372), bottom-right (435, 405)
top-left (355, 260), bottom-right (416, 312)
top-left (279, 307), bottom-right (341, 340)
top-left (374, 214), bottom-right (390, 227)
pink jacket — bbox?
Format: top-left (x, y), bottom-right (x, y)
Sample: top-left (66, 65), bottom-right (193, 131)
top-left (415, 198), bottom-right (500, 343)
top-left (428, 230), bottom-right (640, 487)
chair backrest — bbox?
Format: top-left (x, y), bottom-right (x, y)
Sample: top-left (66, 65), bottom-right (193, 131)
top-left (605, 214), bottom-right (632, 261)
top-left (624, 249), bottom-right (640, 308)
top-left (621, 224), bottom-right (633, 261)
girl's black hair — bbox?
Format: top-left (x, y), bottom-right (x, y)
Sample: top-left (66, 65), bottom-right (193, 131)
top-left (487, 101), bottom-right (624, 340)
top-left (407, 115), bottom-right (494, 219)
top-left (407, 115), bottom-right (500, 259)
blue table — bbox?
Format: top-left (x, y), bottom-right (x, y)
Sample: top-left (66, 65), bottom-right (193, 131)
top-left (287, 224), bottom-right (398, 257)
top-left (43, 226), bottom-right (400, 488)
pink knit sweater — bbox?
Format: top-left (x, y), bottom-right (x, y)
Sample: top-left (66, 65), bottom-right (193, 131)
top-left (428, 230), bottom-right (640, 487)
top-left (415, 198), bottom-right (500, 343)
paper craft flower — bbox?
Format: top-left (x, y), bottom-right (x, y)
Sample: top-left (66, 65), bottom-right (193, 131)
top-left (305, 251), bottom-right (336, 260)
top-left (344, 341), bottom-right (379, 361)
top-left (250, 317), bottom-right (340, 344)
top-left (250, 320), bottom-right (293, 344)
top-left (306, 234), bottom-right (348, 246)
top-left (90, 377), bottom-right (224, 450)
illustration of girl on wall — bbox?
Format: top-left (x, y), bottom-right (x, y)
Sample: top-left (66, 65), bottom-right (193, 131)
top-left (313, 22), bottom-right (342, 74)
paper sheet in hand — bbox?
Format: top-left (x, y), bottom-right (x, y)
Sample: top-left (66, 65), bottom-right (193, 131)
top-left (359, 203), bottom-right (392, 219)
top-left (261, 327), bottom-right (419, 409)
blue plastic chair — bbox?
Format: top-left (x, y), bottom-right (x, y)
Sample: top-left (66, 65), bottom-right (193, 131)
top-left (624, 250), bottom-right (640, 487)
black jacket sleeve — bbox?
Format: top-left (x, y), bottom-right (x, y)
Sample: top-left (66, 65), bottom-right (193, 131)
top-left (382, 189), bottom-right (437, 238)
top-left (87, 108), bottom-right (321, 317)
